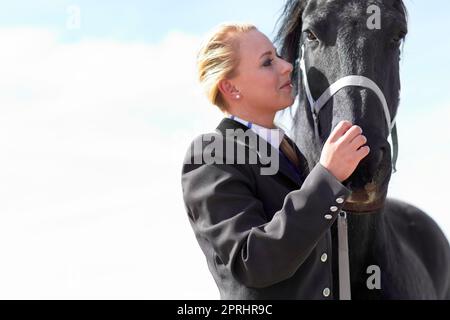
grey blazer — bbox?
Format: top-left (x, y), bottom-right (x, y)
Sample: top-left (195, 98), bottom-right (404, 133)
top-left (181, 117), bottom-right (351, 299)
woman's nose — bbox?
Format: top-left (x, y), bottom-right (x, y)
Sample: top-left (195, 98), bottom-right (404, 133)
top-left (281, 59), bottom-right (293, 74)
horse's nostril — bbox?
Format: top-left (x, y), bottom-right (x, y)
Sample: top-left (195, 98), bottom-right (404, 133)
top-left (367, 145), bottom-right (386, 163)
top-left (379, 146), bottom-right (388, 162)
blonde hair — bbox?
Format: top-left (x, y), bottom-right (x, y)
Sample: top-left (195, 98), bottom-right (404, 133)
top-left (197, 22), bottom-right (257, 111)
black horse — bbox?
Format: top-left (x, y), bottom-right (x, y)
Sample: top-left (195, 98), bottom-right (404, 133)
top-left (275, 0), bottom-right (450, 299)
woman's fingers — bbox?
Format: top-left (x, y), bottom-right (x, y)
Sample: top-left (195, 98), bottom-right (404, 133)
top-left (338, 124), bottom-right (363, 145)
top-left (349, 134), bottom-right (368, 151)
top-left (320, 120), bottom-right (371, 182)
top-left (356, 145), bottom-right (371, 160)
top-left (328, 120), bottom-right (353, 143)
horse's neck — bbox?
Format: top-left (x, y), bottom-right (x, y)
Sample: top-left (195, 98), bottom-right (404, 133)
top-left (346, 211), bottom-right (392, 288)
top-left (346, 211), bottom-right (400, 300)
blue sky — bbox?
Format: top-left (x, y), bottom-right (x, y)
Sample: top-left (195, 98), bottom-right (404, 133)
top-left (0, 0), bottom-right (448, 299)
top-left (0, 0), bottom-right (284, 42)
top-left (1, 0), bottom-right (448, 110)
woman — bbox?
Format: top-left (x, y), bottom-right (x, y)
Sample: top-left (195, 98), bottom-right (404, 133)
top-left (181, 23), bottom-right (370, 299)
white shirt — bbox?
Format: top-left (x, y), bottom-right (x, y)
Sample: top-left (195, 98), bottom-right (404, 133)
top-left (227, 114), bottom-right (285, 150)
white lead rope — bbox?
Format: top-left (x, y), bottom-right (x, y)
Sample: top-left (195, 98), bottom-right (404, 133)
top-left (337, 211), bottom-right (351, 300)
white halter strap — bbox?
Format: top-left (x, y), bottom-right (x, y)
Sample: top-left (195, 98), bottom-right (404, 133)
top-left (299, 45), bottom-right (397, 134)
top-left (298, 45), bottom-right (399, 175)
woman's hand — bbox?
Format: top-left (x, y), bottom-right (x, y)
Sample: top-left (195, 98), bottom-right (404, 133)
top-left (320, 120), bottom-right (370, 182)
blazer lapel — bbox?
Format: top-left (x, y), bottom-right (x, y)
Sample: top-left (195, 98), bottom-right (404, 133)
top-left (216, 118), bottom-right (302, 187)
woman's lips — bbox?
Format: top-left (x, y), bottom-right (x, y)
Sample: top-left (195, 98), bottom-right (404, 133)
top-left (280, 82), bottom-right (293, 90)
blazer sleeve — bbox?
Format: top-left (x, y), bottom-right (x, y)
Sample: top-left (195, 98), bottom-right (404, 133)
top-left (181, 135), bottom-right (352, 289)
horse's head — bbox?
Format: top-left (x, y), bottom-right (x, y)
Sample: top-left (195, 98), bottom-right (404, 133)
top-left (276, 0), bottom-right (408, 213)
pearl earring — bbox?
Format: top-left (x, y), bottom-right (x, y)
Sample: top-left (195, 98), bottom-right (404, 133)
top-left (236, 94), bottom-right (241, 99)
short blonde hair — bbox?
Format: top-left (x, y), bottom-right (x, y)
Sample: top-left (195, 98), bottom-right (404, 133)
top-left (197, 22), bottom-right (257, 111)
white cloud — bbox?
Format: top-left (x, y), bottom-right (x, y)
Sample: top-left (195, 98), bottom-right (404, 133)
top-left (0, 27), bottom-right (448, 299)
top-left (0, 27), bottom-right (221, 299)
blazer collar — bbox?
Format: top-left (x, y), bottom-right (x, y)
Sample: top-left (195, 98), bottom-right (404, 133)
top-left (216, 117), bottom-right (306, 187)
top-left (226, 114), bottom-right (285, 150)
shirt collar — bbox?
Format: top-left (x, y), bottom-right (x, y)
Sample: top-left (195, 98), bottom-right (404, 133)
top-left (227, 114), bottom-right (285, 150)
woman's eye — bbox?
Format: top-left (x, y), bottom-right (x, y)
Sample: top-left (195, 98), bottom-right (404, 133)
top-left (263, 59), bottom-right (274, 67)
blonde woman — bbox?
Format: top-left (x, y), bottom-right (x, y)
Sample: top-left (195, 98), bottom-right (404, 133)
top-left (181, 23), bottom-right (370, 299)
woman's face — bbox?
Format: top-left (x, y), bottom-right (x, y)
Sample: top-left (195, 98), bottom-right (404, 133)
top-left (230, 29), bottom-right (294, 113)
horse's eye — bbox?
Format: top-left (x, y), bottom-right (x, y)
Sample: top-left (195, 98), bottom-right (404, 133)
top-left (393, 31), bottom-right (406, 44)
top-left (305, 30), bottom-right (318, 42)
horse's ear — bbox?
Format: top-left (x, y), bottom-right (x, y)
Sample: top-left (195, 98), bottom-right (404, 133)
top-left (274, 0), bottom-right (306, 94)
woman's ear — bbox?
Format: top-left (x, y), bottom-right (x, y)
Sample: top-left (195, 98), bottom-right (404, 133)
top-left (218, 79), bottom-right (241, 101)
